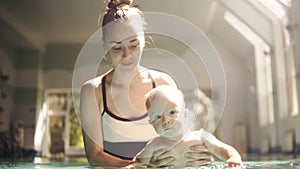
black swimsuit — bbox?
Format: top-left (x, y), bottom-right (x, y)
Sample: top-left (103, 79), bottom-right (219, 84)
top-left (101, 73), bottom-right (157, 160)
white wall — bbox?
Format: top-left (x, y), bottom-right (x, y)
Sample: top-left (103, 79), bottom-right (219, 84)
top-left (208, 35), bottom-right (249, 152)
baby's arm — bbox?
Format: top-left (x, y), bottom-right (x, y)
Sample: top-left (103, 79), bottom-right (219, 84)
top-left (200, 130), bottom-right (242, 167)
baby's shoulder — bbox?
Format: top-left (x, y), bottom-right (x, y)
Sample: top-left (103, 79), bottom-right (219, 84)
top-left (183, 129), bottom-right (216, 141)
top-left (146, 137), bottom-right (173, 151)
top-left (151, 136), bottom-right (172, 145)
top-left (183, 130), bottom-right (202, 141)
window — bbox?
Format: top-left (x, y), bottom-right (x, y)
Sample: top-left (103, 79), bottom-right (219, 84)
top-left (258, 0), bottom-right (299, 117)
top-left (224, 11), bottom-right (275, 126)
top-left (257, 0), bottom-right (286, 19)
top-left (45, 89), bottom-right (84, 157)
top-left (284, 28), bottom-right (299, 117)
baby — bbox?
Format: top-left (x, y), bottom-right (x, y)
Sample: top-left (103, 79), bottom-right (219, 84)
top-left (135, 85), bottom-right (242, 168)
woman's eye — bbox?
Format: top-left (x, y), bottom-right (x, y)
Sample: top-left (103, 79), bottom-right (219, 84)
top-left (130, 44), bottom-right (139, 50)
top-left (112, 47), bottom-right (121, 52)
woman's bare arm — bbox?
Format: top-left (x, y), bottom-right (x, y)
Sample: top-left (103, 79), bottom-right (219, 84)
top-left (80, 79), bottom-right (132, 166)
top-left (82, 130), bottom-right (131, 166)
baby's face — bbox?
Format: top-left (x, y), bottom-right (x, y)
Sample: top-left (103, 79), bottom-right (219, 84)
top-left (148, 95), bottom-right (183, 138)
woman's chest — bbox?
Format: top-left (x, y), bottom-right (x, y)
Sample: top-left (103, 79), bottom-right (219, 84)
top-left (105, 84), bottom-right (152, 117)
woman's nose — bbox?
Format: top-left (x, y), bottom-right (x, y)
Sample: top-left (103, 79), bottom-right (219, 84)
top-left (122, 48), bottom-right (131, 58)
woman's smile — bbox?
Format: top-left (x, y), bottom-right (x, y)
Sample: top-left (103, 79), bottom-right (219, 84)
top-left (121, 60), bottom-right (134, 66)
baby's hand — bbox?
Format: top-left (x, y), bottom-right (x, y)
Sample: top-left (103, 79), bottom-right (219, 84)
top-left (225, 156), bottom-right (242, 167)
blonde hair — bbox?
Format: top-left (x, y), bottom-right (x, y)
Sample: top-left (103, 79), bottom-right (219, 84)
top-left (146, 85), bottom-right (185, 115)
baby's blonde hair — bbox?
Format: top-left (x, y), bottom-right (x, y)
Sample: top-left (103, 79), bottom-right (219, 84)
top-left (146, 85), bottom-right (185, 116)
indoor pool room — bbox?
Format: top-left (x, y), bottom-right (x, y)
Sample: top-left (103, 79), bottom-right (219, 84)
top-left (0, 0), bottom-right (300, 168)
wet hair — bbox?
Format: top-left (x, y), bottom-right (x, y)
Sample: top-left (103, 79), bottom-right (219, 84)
top-left (101, 0), bottom-right (147, 41)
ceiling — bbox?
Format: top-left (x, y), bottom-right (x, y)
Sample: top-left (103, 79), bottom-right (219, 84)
top-left (0, 0), bottom-right (257, 63)
top-left (0, 0), bottom-right (102, 48)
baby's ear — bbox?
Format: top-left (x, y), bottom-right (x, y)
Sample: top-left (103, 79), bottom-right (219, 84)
top-left (145, 97), bottom-right (151, 111)
top-left (145, 91), bottom-right (152, 108)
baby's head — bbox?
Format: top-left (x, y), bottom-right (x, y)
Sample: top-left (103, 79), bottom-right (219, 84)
top-left (146, 85), bottom-right (185, 139)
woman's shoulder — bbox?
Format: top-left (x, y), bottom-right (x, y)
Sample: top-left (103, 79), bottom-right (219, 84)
top-left (81, 69), bottom-right (113, 89)
top-left (82, 76), bottom-right (103, 90)
top-left (80, 74), bottom-right (107, 99)
top-left (148, 69), bottom-right (177, 87)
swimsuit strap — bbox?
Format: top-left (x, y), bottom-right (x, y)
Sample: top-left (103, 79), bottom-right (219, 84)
top-left (101, 75), bottom-right (108, 112)
top-left (148, 71), bottom-right (156, 88)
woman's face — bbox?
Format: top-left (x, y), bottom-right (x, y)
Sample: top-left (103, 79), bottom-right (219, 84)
top-left (104, 19), bottom-right (145, 71)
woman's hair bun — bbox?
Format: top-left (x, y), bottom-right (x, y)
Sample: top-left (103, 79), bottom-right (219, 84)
top-left (107, 0), bottom-right (133, 9)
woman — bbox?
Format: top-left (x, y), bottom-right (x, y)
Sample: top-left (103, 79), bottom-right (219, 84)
top-left (80, 0), bottom-right (213, 167)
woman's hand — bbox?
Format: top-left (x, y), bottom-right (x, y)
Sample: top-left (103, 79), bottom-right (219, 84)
top-left (148, 149), bottom-right (175, 168)
top-left (148, 140), bottom-right (213, 167)
top-left (185, 143), bottom-right (214, 167)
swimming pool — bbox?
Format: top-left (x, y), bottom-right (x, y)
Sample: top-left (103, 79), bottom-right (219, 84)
top-left (0, 156), bottom-right (299, 169)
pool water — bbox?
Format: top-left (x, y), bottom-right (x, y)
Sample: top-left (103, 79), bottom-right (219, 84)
top-left (0, 162), bottom-right (89, 169)
top-left (0, 157), bottom-right (300, 169)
